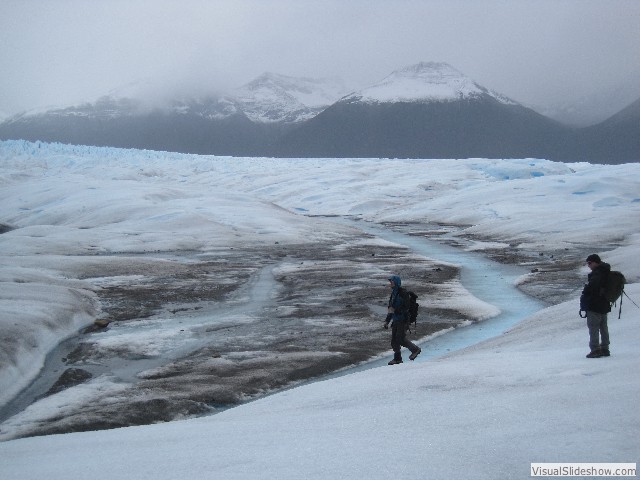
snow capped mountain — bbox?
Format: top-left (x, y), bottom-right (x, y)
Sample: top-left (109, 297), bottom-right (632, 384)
top-left (95, 80), bottom-right (243, 120)
top-left (234, 72), bottom-right (350, 123)
top-left (0, 62), bottom-right (637, 162)
top-left (2, 73), bottom-right (350, 125)
top-left (1, 96), bottom-right (142, 124)
top-left (170, 96), bottom-right (242, 120)
top-left (273, 62), bottom-right (568, 159)
top-left (343, 62), bottom-right (517, 105)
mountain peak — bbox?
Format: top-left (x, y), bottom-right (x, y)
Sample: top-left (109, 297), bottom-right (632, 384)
top-left (234, 73), bottom-right (349, 123)
top-left (345, 62), bottom-right (516, 105)
top-left (398, 61), bottom-right (461, 76)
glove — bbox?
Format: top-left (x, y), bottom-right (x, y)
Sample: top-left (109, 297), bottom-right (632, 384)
top-left (384, 321), bottom-right (389, 329)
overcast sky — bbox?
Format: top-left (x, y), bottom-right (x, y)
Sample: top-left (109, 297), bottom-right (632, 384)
top-left (1, 0), bottom-right (639, 117)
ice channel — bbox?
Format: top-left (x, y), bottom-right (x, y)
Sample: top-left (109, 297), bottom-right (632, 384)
top-left (324, 218), bottom-right (547, 375)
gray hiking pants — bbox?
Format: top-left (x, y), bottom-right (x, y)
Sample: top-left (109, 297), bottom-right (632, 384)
top-left (391, 321), bottom-right (419, 360)
top-left (587, 311), bottom-right (609, 351)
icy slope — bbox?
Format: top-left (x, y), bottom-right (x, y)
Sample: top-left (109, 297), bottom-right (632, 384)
top-left (0, 285), bottom-right (638, 479)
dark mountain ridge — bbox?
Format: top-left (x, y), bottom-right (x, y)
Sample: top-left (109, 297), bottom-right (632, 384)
top-left (0, 97), bottom-right (291, 156)
top-left (272, 95), bottom-right (572, 159)
top-left (0, 63), bottom-right (637, 163)
top-left (565, 97), bottom-right (640, 163)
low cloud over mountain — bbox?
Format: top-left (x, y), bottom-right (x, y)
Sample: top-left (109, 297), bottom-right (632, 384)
top-left (0, 63), bottom-right (637, 163)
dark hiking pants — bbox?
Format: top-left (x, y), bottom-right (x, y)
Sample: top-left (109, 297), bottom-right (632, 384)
top-left (587, 310), bottom-right (609, 351)
top-left (391, 321), bottom-right (419, 361)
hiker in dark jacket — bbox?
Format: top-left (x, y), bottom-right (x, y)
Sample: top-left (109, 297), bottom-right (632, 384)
top-left (384, 275), bottom-right (421, 365)
top-left (581, 254), bottom-right (611, 358)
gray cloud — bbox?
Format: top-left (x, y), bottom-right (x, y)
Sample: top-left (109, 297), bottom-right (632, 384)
top-left (1, 0), bottom-right (639, 118)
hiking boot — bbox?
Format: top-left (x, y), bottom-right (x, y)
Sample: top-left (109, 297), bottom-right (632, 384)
top-left (388, 358), bottom-right (403, 365)
top-left (600, 348), bottom-right (610, 357)
top-left (409, 348), bottom-right (422, 361)
top-left (586, 350), bottom-right (602, 358)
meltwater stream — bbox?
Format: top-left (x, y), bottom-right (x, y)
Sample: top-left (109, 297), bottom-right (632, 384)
top-left (326, 219), bottom-right (547, 375)
top-left (1, 220), bottom-right (547, 426)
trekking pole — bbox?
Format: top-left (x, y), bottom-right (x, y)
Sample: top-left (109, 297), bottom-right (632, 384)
top-left (618, 291), bottom-right (623, 319)
top-left (623, 290), bottom-right (640, 309)
top-left (616, 290), bottom-right (640, 319)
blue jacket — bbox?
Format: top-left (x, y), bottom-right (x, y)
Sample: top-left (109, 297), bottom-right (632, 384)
top-left (388, 275), bottom-right (406, 323)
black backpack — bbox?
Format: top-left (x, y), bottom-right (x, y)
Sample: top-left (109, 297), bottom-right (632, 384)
top-left (399, 287), bottom-right (419, 330)
top-left (603, 271), bottom-right (625, 304)
top-left (604, 270), bottom-right (626, 318)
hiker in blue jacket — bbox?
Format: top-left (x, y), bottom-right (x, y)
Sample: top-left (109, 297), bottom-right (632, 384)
top-left (384, 275), bottom-right (421, 365)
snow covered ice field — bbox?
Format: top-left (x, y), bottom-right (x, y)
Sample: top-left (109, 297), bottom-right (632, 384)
top-left (0, 140), bottom-right (639, 479)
